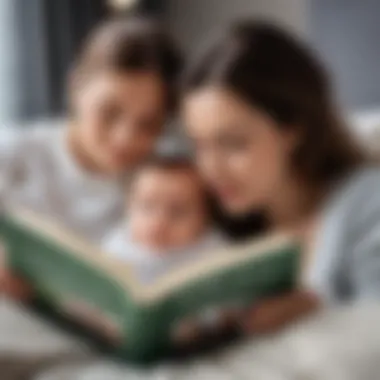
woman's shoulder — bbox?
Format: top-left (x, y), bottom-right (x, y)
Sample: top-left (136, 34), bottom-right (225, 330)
top-left (350, 165), bottom-right (380, 187)
top-left (317, 166), bottom-right (380, 241)
top-left (308, 166), bottom-right (380, 301)
top-left (349, 166), bottom-right (380, 204)
top-left (346, 166), bottom-right (380, 223)
top-left (335, 166), bottom-right (380, 300)
top-left (329, 166), bottom-right (380, 209)
top-left (322, 165), bottom-right (380, 239)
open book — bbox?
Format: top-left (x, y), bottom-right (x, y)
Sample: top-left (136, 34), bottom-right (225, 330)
top-left (0, 207), bottom-right (300, 363)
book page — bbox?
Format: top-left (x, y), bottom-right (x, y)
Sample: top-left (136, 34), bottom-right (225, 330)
top-left (142, 233), bottom-right (297, 302)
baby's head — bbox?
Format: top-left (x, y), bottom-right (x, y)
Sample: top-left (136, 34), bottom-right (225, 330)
top-left (128, 157), bottom-right (209, 253)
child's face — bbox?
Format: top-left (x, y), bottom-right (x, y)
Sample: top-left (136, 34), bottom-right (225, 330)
top-left (129, 167), bottom-right (208, 253)
top-left (72, 71), bottom-right (165, 174)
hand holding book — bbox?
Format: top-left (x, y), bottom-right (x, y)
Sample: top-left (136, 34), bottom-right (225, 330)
top-left (240, 290), bottom-right (320, 334)
top-left (0, 267), bottom-right (33, 300)
top-left (0, 243), bottom-right (33, 300)
top-left (239, 221), bottom-right (320, 335)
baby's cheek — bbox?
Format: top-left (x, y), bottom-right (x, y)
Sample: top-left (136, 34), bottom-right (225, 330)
top-left (129, 217), bottom-right (150, 242)
top-left (175, 218), bottom-right (206, 245)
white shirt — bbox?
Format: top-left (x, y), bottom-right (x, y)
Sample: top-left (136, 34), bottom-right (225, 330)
top-left (103, 224), bottom-right (225, 283)
top-left (0, 123), bottom-right (126, 243)
top-left (305, 166), bottom-right (380, 302)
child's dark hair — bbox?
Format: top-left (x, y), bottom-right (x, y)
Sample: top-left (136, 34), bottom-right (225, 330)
top-left (137, 155), bottom-right (195, 174)
top-left (129, 155), bottom-right (206, 204)
top-left (71, 16), bottom-right (183, 111)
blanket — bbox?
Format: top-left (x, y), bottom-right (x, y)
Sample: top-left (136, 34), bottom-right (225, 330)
top-left (1, 299), bottom-right (380, 380)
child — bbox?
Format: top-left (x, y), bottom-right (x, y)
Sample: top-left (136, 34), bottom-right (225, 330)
top-left (1, 16), bottom-right (183, 298)
top-left (103, 156), bottom-right (223, 283)
top-left (103, 156), bottom-right (239, 346)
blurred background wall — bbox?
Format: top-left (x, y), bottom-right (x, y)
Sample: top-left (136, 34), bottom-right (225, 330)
top-left (0, 0), bottom-right (379, 140)
top-left (164, 0), bottom-right (308, 53)
top-left (0, 0), bottom-right (107, 121)
top-left (164, 0), bottom-right (380, 114)
top-left (309, 0), bottom-right (380, 110)
top-left (0, 0), bottom-right (162, 122)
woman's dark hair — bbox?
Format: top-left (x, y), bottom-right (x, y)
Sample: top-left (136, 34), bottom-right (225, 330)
top-left (71, 16), bottom-right (183, 111)
top-left (183, 20), bottom-right (365, 188)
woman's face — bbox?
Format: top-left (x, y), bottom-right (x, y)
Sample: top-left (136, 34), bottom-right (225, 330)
top-left (183, 87), bottom-right (298, 215)
top-left (72, 71), bottom-right (166, 174)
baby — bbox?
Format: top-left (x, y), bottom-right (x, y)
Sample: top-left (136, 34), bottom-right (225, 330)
top-left (103, 156), bottom-right (223, 283)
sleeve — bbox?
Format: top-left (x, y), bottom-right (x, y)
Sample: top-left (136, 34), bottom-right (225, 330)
top-left (0, 126), bottom-right (27, 208)
top-left (349, 176), bottom-right (380, 300)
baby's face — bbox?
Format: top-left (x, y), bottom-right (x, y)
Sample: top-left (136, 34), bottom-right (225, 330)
top-left (129, 167), bottom-right (208, 253)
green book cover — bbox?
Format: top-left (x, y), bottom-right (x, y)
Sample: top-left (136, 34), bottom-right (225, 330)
top-left (0, 207), bottom-right (301, 363)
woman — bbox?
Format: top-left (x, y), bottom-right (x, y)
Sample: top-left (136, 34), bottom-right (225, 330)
top-left (182, 20), bottom-right (379, 334)
top-left (1, 16), bottom-right (182, 297)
